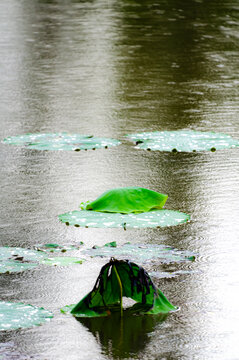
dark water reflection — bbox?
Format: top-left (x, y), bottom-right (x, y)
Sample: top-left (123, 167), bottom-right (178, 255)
top-left (0, 0), bottom-right (239, 359)
top-left (79, 312), bottom-right (168, 358)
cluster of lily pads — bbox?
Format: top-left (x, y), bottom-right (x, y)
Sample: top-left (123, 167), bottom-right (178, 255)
top-left (1, 129), bottom-right (238, 330)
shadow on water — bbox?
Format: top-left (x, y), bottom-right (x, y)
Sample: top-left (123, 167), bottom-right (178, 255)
top-left (78, 312), bottom-right (168, 359)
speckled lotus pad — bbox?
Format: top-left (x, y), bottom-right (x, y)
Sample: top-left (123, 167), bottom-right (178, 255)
top-left (83, 243), bottom-right (195, 263)
top-left (34, 243), bottom-right (84, 253)
top-left (0, 301), bottom-right (53, 331)
top-left (3, 133), bottom-right (121, 151)
top-left (0, 247), bottom-right (46, 273)
top-left (58, 209), bottom-right (190, 228)
top-left (126, 130), bottom-right (239, 152)
top-left (41, 257), bottom-right (84, 266)
top-left (0, 247), bottom-right (84, 273)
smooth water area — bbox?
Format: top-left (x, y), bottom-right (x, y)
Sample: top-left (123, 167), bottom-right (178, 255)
top-left (0, 0), bottom-right (239, 359)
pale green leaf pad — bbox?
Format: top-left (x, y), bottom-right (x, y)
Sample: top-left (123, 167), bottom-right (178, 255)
top-left (59, 209), bottom-right (190, 228)
top-left (3, 133), bottom-right (121, 151)
top-left (84, 243), bottom-right (195, 263)
top-left (0, 301), bottom-right (53, 331)
top-left (34, 243), bottom-right (84, 253)
top-left (0, 247), bottom-right (84, 273)
top-left (126, 130), bottom-right (239, 152)
top-left (0, 247), bottom-right (46, 273)
top-left (40, 257), bottom-right (84, 266)
top-left (0, 260), bottom-right (38, 274)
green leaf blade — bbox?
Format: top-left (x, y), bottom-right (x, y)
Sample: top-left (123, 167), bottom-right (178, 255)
top-left (86, 187), bottom-right (168, 214)
top-left (62, 259), bottom-right (177, 318)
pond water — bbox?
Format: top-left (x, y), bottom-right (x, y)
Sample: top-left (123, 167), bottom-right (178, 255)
top-left (0, 0), bottom-right (239, 359)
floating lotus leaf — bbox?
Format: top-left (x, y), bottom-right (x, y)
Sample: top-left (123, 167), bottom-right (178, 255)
top-left (0, 247), bottom-right (84, 273)
top-left (40, 257), bottom-right (84, 266)
top-left (149, 269), bottom-right (197, 279)
top-left (61, 259), bottom-right (177, 318)
top-left (0, 260), bottom-right (38, 274)
top-left (84, 243), bottom-right (195, 263)
top-left (0, 247), bottom-right (47, 273)
top-left (0, 247), bottom-right (46, 262)
top-left (0, 301), bottom-right (53, 331)
top-left (83, 187), bottom-right (168, 214)
top-left (59, 209), bottom-right (190, 228)
top-left (34, 243), bottom-right (84, 253)
top-left (126, 130), bottom-right (239, 152)
top-left (3, 133), bottom-right (121, 151)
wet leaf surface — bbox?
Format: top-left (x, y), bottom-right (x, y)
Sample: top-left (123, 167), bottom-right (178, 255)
top-left (0, 247), bottom-right (84, 272)
top-left (0, 247), bottom-right (46, 273)
top-left (59, 209), bottom-right (190, 228)
top-left (0, 301), bottom-right (53, 331)
top-left (40, 257), bottom-right (84, 266)
top-left (34, 243), bottom-right (84, 253)
top-left (83, 243), bottom-right (196, 264)
top-left (62, 259), bottom-right (177, 317)
top-left (3, 133), bottom-right (121, 151)
top-left (126, 130), bottom-right (239, 152)
top-left (83, 187), bottom-right (168, 213)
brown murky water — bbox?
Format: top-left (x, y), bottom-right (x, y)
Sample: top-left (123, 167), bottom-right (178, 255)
top-left (0, 0), bottom-right (239, 359)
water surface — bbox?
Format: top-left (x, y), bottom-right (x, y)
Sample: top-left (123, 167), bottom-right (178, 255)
top-left (0, 0), bottom-right (239, 359)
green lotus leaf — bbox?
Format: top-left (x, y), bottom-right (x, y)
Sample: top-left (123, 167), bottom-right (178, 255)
top-left (61, 259), bottom-right (177, 318)
top-left (84, 187), bottom-right (168, 214)
top-left (34, 243), bottom-right (84, 253)
top-left (126, 130), bottom-right (239, 152)
top-left (149, 269), bottom-right (197, 279)
top-left (0, 247), bottom-right (47, 273)
top-left (0, 260), bottom-right (38, 274)
top-left (40, 257), bottom-right (84, 266)
top-left (59, 209), bottom-right (190, 228)
top-left (0, 301), bottom-right (53, 331)
top-left (2, 132), bottom-right (121, 151)
top-left (84, 243), bottom-right (195, 263)
top-left (0, 247), bottom-right (84, 272)
top-left (0, 247), bottom-right (47, 262)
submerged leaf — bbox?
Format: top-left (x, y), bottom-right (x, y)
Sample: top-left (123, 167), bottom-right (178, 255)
top-left (0, 301), bottom-right (53, 331)
top-left (84, 243), bottom-right (195, 264)
top-left (126, 130), bottom-right (239, 152)
top-left (63, 259), bottom-right (177, 318)
top-left (59, 209), bottom-right (190, 228)
top-left (3, 133), bottom-right (121, 151)
top-left (85, 187), bottom-right (168, 214)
